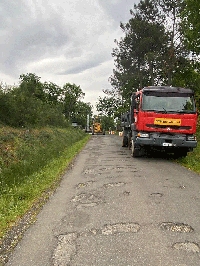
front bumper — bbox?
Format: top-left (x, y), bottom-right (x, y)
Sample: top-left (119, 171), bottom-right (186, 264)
top-left (134, 132), bottom-right (197, 149)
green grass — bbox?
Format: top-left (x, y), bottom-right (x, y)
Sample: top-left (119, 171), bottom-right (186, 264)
top-left (0, 127), bottom-right (90, 238)
top-left (176, 136), bottom-right (200, 173)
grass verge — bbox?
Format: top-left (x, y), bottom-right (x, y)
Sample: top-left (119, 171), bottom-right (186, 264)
top-left (175, 128), bottom-right (200, 173)
top-left (0, 127), bottom-right (90, 239)
top-left (176, 143), bottom-right (200, 173)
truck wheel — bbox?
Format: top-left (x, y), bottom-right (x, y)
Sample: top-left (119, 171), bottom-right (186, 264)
top-left (131, 140), bottom-right (140, 157)
top-left (122, 136), bottom-right (128, 147)
top-left (128, 133), bottom-right (132, 150)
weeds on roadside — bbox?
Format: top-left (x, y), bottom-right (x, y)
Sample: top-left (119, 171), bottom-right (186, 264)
top-left (176, 129), bottom-right (200, 173)
top-left (0, 127), bottom-right (90, 237)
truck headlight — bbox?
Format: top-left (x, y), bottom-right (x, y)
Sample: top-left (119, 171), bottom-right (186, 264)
top-left (137, 132), bottom-right (149, 138)
top-left (186, 135), bottom-right (196, 141)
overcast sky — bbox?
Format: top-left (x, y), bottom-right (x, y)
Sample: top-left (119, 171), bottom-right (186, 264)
top-left (1, 0), bottom-right (140, 112)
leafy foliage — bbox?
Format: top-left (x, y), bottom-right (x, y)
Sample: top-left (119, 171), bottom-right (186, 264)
top-left (43, 81), bottom-right (63, 105)
top-left (96, 89), bottom-right (123, 118)
top-left (70, 101), bottom-right (93, 128)
top-left (0, 73), bottom-right (92, 128)
top-left (100, 115), bottom-right (115, 131)
top-left (181, 0), bottom-right (200, 54)
top-left (62, 83), bottom-right (85, 119)
top-left (97, 0), bottom-right (200, 116)
top-left (110, 0), bottom-right (168, 95)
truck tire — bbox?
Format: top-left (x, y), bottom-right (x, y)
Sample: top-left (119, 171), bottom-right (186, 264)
top-left (128, 133), bottom-right (132, 150)
top-left (131, 140), bottom-right (146, 157)
top-left (122, 136), bottom-right (128, 147)
top-left (131, 140), bottom-right (140, 157)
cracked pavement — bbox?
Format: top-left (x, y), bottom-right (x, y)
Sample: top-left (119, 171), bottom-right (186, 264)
top-left (5, 135), bottom-right (200, 265)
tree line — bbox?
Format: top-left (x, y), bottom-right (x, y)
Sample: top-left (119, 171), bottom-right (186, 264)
top-left (96, 0), bottom-right (200, 118)
top-left (0, 73), bottom-right (92, 128)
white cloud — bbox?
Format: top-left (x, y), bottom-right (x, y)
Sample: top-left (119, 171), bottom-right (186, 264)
top-left (0, 0), bottom-right (140, 112)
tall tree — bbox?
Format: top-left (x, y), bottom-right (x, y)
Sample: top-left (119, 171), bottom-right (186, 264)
top-left (96, 88), bottom-right (125, 119)
top-left (107, 0), bottom-right (190, 114)
top-left (181, 0), bottom-right (200, 55)
top-left (0, 73), bottom-right (94, 128)
top-left (109, 0), bottom-right (168, 111)
top-left (62, 83), bottom-right (85, 121)
top-left (156, 0), bottom-right (187, 85)
top-left (71, 101), bottom-right (93, 129)
top-left (19, 73), bottom-right (46, 101)
top-left (43, 82), bottom-right (63, 105)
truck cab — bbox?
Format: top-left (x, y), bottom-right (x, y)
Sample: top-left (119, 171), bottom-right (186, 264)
top-left (122, 86), bottom-right (198, 157)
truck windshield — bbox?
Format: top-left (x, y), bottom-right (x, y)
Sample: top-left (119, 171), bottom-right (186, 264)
top-left (142, 94), bottom-right (196, 113)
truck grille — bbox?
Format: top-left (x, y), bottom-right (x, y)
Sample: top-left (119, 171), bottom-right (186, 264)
top-left (146, 124), bottom-right (191, 130)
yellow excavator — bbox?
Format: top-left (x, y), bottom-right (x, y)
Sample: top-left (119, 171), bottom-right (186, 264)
top-left (92, 116), bottom-right (105, 135)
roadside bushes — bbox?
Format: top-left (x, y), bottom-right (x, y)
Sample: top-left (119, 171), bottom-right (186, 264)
top-left (0, 87), bottom-right (68, 128)
top-left (0, 126), bottom-right (90, 237)
top-left (0, 73), bottom-right (93, 129)
top-left (0, 127), bottom-right (85, 189)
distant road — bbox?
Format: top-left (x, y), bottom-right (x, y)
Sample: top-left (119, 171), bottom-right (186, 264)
top-left (6, 135), bottom-right (200, 265)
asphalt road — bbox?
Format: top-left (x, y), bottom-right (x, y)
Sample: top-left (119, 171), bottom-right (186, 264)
top-left (6, 135), bottom-right (200, 266)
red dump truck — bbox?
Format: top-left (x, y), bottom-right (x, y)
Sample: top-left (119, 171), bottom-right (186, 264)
top-left (121, 86), bottom-right (198, 157)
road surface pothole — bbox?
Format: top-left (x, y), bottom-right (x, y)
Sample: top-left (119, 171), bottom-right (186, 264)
top-left (53, 222), bottom-right (140, 265)
top-left (105, 175), bottom-right (117, 179)
top-left (76, 181), bottom-right (94, 189)
top-left (123, 191), bottom-right (130, 196)
top-left (53, 233), bottom-right (77, 266)
top-left (80, 222), bottom-right (140, 237)
top-left (118, 152), bottom-right (127, 156)
top-left (103, 182), bottom-right (125, 188)
top-left (76, 203), bottom-right (98, 209)
top-left (83, 169), bottom-right (95, 175)
top-left (150, 193), bottom-right (163, 197)
top-left (98, 166), bottom-right (125, 172)
top-left (172, 242), bottom-right (199, 253)
top-left (130, 170), bottom-right (138, 173)
top-left (160, 222), bottom-right (194, 233)
top-left (102, 223), bottom-right (140, 235)
top-left (71, 193), bottom-right (103, 206)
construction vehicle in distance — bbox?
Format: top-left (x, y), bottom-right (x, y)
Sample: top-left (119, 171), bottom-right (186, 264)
top-left (121, 86), bottom-right (198, 157)
top-left (92, 116), bottom-right (105, 135)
